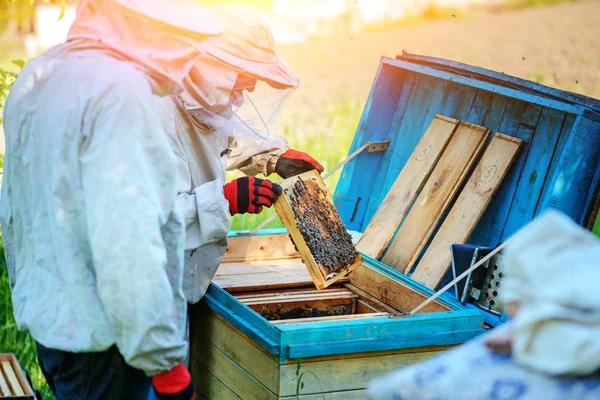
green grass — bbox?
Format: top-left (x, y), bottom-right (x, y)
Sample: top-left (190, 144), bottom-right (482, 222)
top-left (0, 253), bottom-right (53, 399)
top-left (0, 152), bottom-right (52, 398)
top-left (0, 156), bottom-right (53, 399)
top-left (231, 93), bottom-right (362, 231)
top-left (506, 0), bottom-right (582, 8)
top-left (530, 69), bottom-right (549, 84)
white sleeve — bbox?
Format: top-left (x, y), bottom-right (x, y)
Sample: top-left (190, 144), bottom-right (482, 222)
top-left (156, 96), bottom-right (231, 252)
top-left (227, 134), bottom-right (290, 176)
top-left (176, 179), bottom-right (231, 251)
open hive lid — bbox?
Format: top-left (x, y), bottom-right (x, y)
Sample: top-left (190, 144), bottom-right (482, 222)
top-left (334, 50), bottom-right (600, 239)
top-left (330, 51), bottom-right (600, 323)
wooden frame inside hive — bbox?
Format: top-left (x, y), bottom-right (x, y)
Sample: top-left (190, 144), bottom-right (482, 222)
top-left (274, 170), bottom-right (363, 289)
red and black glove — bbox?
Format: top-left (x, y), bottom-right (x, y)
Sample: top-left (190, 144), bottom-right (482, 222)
top-left (152, 364), bottom-right (194, 400)
top-left (275, 149), bottom-right (324, 179)
top-left (223, 177), bottom-right (282, 215)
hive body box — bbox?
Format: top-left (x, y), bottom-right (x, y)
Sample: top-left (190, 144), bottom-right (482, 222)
top-left (189, 232), bottom-right (484, 399)
top-left (190, 53), bottom-right (600, 399)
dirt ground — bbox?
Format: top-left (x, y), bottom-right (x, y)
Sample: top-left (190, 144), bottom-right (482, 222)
top-left (279, 0), bottom-right (600, 111)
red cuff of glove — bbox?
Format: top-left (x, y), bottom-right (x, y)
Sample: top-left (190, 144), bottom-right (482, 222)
top-left (152, 364), bottom-right (194, 400)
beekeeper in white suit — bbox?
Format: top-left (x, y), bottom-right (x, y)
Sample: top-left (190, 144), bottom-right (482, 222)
top-left (155, 5), bottom-right (324, 307)
top-left (0, 0), bottom-right (225, 399)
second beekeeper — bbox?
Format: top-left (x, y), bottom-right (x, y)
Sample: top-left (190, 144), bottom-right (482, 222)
top-left (155, 5), bottom-right (324, 305)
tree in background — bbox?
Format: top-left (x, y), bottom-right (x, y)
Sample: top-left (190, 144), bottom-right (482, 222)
top-left (0, 0), bottom-right (35, 39)
top-left (0, 0), bottom-right (67, 37)
top-left (0, 1), bottom-right (67, 120)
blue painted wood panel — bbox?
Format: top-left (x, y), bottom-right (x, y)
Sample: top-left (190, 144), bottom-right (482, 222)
top-left (482, 95), bottom-right (510, 135)
top-left (534, 113), bottom-right (576, 217)
top-left (335, 64), bottom-right (410, 230)
top-left (204, 284), bottom-right (281, 355)
top-left (437, 81), bottom-right (468, 121)
top-left (399, 51), bottom-right (600, 114)
top-left (384, 58), bottom-right (592, 117)
top-left (583, 160), bottom-right (600, 226)
top-left (364, 75), bottom-right (456, 227)
top-left (501, 108), bottom-right (567, 239)
top-left (469, 103), bottom-right (540, 246)
top-left (578, 119), bottom-right (600, 224)
top-left (453, 85), bottom-right (479, 122)
top-left (360, 73), bottom-right (423, 227)
top-left (539, 116), bottom-right (600, 222)
top-left (279, 310), bottom-right (482, 359)
top-left (328, 53), bottom-right (600, 336)
top-left (364, 79), bottom-right (471, 226)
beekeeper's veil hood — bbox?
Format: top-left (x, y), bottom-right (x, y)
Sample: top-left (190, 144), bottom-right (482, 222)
top-left (67, 0), bottom-right (225, 95)
top-left (180, 5), bottom-right (299, 139)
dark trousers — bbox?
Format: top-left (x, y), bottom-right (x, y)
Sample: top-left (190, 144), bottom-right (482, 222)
top-left (36, 343), bottom-right (153, 400)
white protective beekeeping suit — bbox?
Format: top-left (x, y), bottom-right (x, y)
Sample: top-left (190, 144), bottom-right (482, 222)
top-left (0, 0), bottom-right (224, 376)
top-left (155, 5), bottom-right (300, 304)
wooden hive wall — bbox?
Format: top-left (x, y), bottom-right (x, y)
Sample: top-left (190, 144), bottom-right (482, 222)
top-left (189, 303), bottom-right (447, 400)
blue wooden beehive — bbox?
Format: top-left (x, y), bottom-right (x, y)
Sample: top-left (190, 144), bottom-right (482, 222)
top-left (190, 53), bottom-right (600, 399)
top-left (335, 51), bottom-right (600, 245)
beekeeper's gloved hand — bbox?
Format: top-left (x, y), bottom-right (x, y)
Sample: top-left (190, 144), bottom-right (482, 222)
top-left (152, 364), bottom-right (194, 400)
top-left (224, 177), bottom-right (282, 215)
top-left (275, 149), bottom-right (324, 179)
